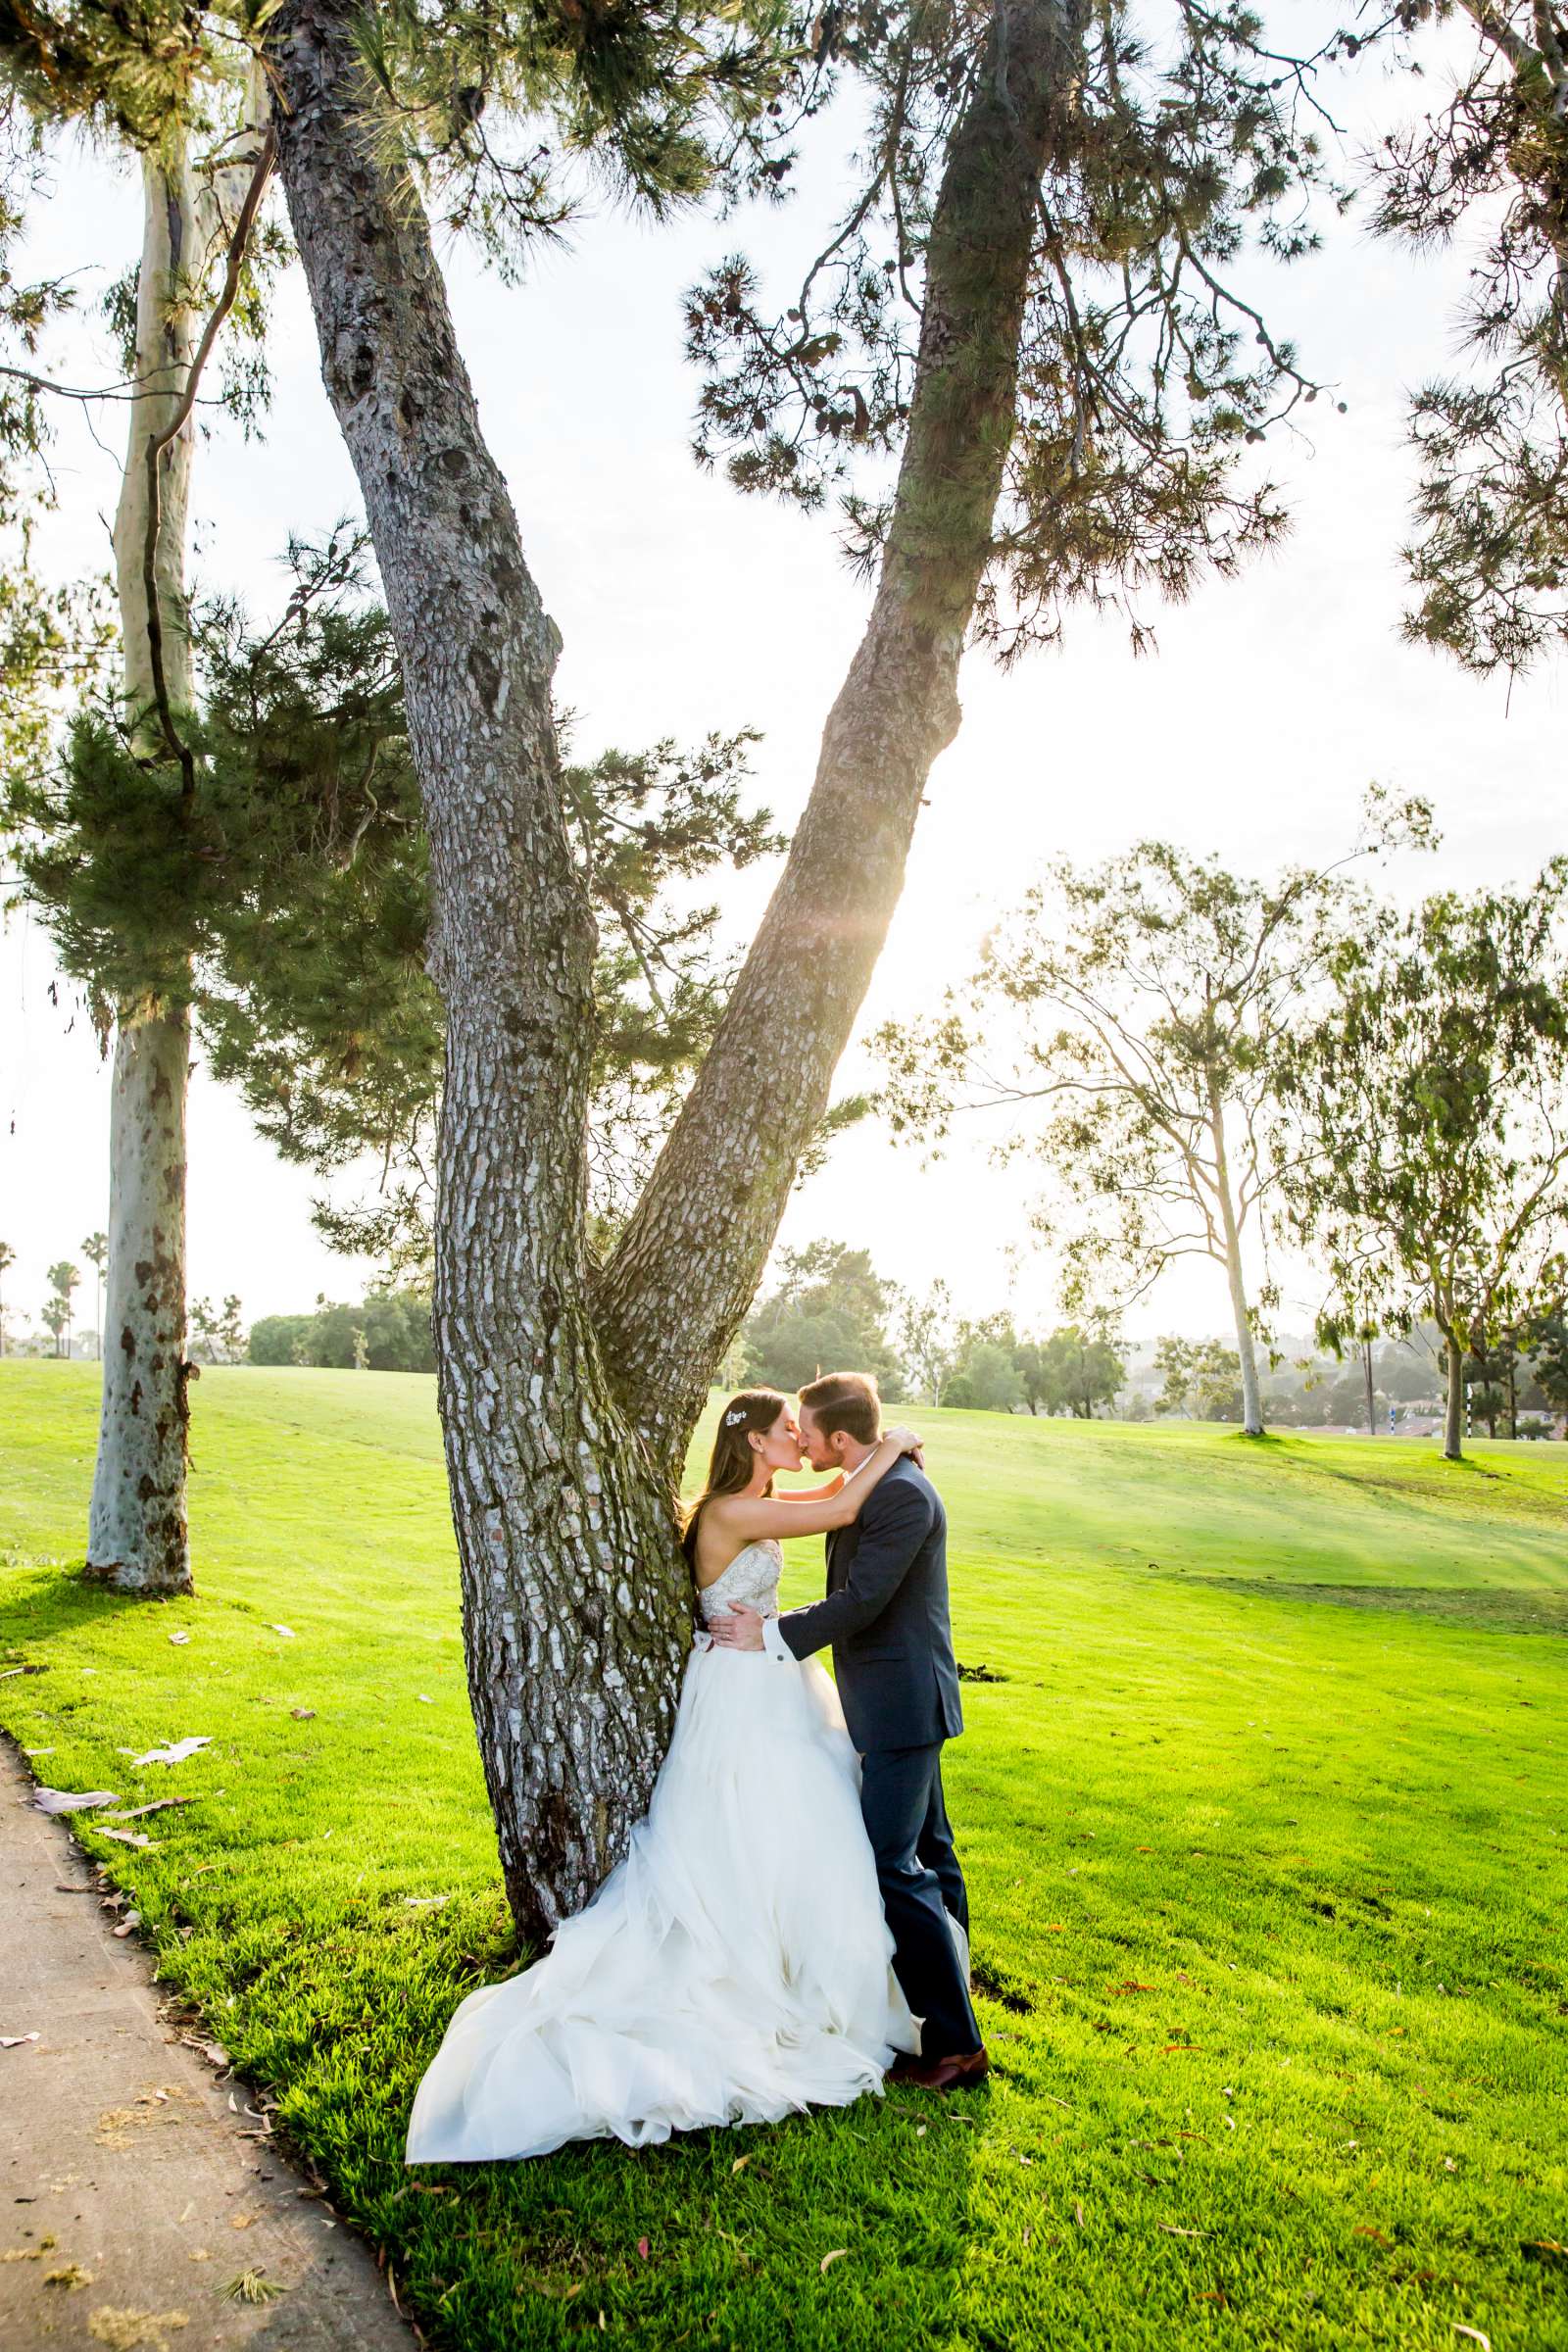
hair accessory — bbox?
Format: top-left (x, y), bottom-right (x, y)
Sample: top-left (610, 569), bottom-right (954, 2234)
top-left (724, 1407), bottom-right (748, 1427)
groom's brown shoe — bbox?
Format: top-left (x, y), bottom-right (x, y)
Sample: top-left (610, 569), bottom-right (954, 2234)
top-left (889, 2045), bottom-right (990, 2093)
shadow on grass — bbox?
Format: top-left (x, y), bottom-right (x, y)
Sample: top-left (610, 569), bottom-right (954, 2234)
top-left (1179, 1574), bottom-right (1568, 1635)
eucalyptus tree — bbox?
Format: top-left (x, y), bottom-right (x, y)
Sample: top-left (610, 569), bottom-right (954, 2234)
top-left (1357, 1), bottom-right (1568, 675)
top-left (0, 25), bottom-right (280, 1592)
top-left (0, 1239), bottom-right (13, 1354)
top-left (876, 806), bottom-right (1429, 1437)
top-left (244, 0), bottom-right (1366, 1932)
top-left (1275, 868), bottom-right (1568, 1460)
top-left (898, 1279), bottom-right (959, 1406)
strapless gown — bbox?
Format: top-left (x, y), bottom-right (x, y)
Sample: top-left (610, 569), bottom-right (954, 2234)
top-left (405, 1540), bottom-right (918, 2162)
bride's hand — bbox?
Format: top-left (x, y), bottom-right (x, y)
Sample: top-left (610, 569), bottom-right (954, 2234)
top-left (885, 1424), bottom-right (923, 1458)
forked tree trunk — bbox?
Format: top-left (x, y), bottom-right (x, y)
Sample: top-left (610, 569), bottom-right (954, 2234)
top-left (86, 142), bottom-right (201, 1596)
top-left (270, 0), bottom-right (1086, 1936)
top-left (1208, 1093), bottom-right (1264, 1436)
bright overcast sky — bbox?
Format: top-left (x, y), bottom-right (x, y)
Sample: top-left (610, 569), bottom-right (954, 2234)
top-left (3, 24), bottom-right (1563, 1349)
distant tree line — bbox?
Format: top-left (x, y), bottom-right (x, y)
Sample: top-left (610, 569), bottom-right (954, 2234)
top-left (249, 1288), bottom-right (434, 1374)
top-left (734, 1243), bottom-right (1125, 1420)
top-left (878, 812), bottom-right (1568, 1462)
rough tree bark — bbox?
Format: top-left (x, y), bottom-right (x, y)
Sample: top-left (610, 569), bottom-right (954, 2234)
top-left (268, 0), bottom-right (696, 1935)
top-left (269, 0), bottom-right (1086, 1937)
top-left (85, 141), bottom-right (200, 1595)
top-left (599, 3), bottom-right (1091, 1479)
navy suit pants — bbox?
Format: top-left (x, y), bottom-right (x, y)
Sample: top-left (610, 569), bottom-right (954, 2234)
top-left (858, 1741), bottom-right (981, 2060)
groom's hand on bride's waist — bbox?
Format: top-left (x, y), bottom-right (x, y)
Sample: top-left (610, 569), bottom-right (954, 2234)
top-left (709, 1602), bottom-right (766, 1652)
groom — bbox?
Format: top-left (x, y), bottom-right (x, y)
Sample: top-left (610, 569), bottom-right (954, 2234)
top-left (710, 1369), bottom-right (987, 2090)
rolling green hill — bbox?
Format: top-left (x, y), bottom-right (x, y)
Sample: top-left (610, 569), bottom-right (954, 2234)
top-left (2, 1363), bottom-right (1565, 2352)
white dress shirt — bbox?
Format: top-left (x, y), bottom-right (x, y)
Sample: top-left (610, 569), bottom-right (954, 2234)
top-left (760, 1450), bottom-right (875, 1663)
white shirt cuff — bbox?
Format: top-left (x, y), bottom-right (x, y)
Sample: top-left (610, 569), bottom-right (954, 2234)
top-left (761, 1617), bottom-right (791, 1664)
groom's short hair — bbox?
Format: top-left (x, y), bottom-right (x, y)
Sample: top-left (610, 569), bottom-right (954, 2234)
top-left (798, 1371), bottom-right (881, 1446)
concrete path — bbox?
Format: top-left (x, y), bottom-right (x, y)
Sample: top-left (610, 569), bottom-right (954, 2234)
top-left (1, 1736), bottom-right (416, 2352)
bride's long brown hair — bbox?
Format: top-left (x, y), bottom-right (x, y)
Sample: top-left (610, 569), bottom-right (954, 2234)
top-left (681, 1388), bottom-right (789, 1565)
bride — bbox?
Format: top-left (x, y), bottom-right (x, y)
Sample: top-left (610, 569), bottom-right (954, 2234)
top-left (405, 1387), bottom-right (925, 2163)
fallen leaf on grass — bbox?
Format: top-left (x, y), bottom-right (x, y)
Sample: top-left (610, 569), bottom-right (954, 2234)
top-left (30, 1788), bottom-right (119, 1814)
top-left (24, 1747), bottom-right (55, 1756)
top-left (1451, 2329), bottom-right (1492, 2351)
top-left (1522, 2240), bottom-right (1566, 2266)
top-left (290, 1708), bottom-right (316, 1721)
top-left (131, 1739), bottom-right (210, 1769)
top-left (105, 1797), bottom-right (196, 1823)
top-left (168, 1634), bottom-right (189, 1647)
top-left (1353, 2227), bottom-right (1392, 2247)
top-left (2, 2033), bottom-right (39, 2048)
top-left (819, 2249), bottom-right (848, 2275)
top-left (416, 1694), bottom-right (433, 1705)
top-left (1157, 2224), bottom-right (1207, 2238)
top-left (1073, 2202), bottom-right (1086, 2230)
top-left (636, 2238), bottom-right (650, 2261)
top-left (1161, 2045), bottom-right (1200, 2056)
top-left (731, 2155), bottom-right (751, 2175)
top-left (112, 1913), bottom-right (142, 1939)
top-left (267, 1626), bottom-right (295, 1641)
top-left (96, 1830), bottom-right (155, 1850)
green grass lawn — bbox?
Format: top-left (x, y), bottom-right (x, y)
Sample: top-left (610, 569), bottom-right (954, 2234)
top-left (2, 1361), bottom-right (1565, 2352)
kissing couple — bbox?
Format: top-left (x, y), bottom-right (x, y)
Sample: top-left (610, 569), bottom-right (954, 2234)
top-left (407, 1370), bottom-right (988, 2164)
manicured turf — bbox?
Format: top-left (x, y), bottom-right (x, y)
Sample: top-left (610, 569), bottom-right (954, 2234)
top-left (2, 1361), bottom-right (1565, 2351)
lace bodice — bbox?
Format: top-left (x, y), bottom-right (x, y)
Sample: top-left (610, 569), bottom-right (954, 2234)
top-left (696, 1539), bottom-right (783, 1630)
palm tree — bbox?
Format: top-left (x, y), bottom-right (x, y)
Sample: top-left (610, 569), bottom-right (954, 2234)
top-left (0, 1241), bottom-right (14, 1357)
top-left (45, 1260), bottom-right (80, 1358)
top-left (81, 1232), bottom-right (108, 1359)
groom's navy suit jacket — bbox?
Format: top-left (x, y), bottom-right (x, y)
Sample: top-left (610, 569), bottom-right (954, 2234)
top-left (778, 1456), bottom-right (963, 1753)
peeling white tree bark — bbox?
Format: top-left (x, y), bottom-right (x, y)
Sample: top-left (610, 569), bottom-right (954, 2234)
top-left (86, 142), bottom-right (200, 1597)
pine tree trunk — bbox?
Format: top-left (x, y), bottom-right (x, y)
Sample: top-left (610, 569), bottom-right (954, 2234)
top-left (268, 0), bottom-right (693, 1938)
top-left (598, 0), bottom-right (1090, 1472)
top-left (85, 143), bottom-right (200, 1597)
top-left (1444, 1334), bottom-right (1464, 1460)
top-left (268, 0), bottom-right (1086, 1935)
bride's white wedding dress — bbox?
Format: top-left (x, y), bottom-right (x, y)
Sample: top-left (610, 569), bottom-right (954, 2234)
top-left (405, 1540), bottom-right (917, 2163)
